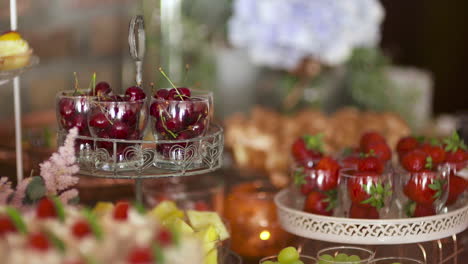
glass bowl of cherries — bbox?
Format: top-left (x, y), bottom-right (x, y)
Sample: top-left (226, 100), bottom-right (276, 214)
top-left (88, 84), bottom-right (148, 171)
top-left (149, 85), bottom-right (212, 170)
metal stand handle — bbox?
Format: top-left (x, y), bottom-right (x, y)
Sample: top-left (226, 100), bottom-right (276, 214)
top-left (128, 15), bottom-right (146, 87)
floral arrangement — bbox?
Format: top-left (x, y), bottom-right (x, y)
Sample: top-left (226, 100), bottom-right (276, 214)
top-left (0, 127), bottom-right (79, 209)
top-left (228, 0), bottom-right (384, 70)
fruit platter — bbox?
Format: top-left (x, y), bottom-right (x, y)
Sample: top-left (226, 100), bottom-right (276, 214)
top-left (275, 131), bottom-right (468, 244)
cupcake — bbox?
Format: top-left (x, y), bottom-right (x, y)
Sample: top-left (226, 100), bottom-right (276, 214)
top-left (0, 31), bottom-right (32, 71)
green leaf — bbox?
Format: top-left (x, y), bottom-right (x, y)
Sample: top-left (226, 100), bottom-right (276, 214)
top-left (404, 201), bottom-right (417, 217)
top-left (303, 133), bottom-right (324, 153)
top-left (376, 183), bottom-right (384, 194)
top-left (443, 131), bottom-right (467, 152)
top-left (51, 196), bottom-right (66, 222)
top-left (45, 230), bottom-right (66, 253)
top-left (361, 197), bottom-right (374, 204)
top-left (152, 244), bottom-right (165, 264)
top-left (293, 171), bottom-right (306, 186)
top-left (5, 207), bottom-right (27, 234)
top-left (26, 176), bottom-right (46, 202)
top-left (425, 157), bottom-right (433, 170)
top-left (133, 202), bottom-right (146, 215)
top-left (83, 209), bottom-right (103, 240)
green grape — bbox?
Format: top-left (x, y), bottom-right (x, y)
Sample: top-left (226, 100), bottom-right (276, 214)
top-left (262, 261), bottom-right (277, 264)
top-left (290, 260), bottom-right (304, 264)
top-left (278, 247), bottom-right (299, 264)
top-left (347, 255), bottom-right (361, 263)
top-left (334, 253), bottom-right (349, 262)
top-left (318, 254), bottom-right (334, 264)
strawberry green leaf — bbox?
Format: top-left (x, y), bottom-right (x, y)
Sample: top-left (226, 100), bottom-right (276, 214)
top-left (152, 244), bottom-right (165, 264)
top-left (45, 230), bottom-right (66, 253)
top-left (83, 209), bottom-right (103, 240)
top-left (51, 196), bottom-right (66, 222)
top-left (443, 131), bottom-right (467, 152)
top-left (324, 189), bottom-right (338, 212)
top-left (303, 133), bottom-right (324, 152)
top-left (404, 201), bottom-right (417, 217)
top-left (425, 157), bottom-right (433, 170)
top-left (5, 207), bottom-right (27, 234)
top-left (293, 170), bottom-right (306, 186)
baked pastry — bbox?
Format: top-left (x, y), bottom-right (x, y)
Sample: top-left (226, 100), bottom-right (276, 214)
top-left (0, 31), bottom-right (32, 71)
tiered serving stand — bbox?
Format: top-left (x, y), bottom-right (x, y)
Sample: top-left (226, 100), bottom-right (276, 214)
top-left (57, 15), bottom-right (224, 203)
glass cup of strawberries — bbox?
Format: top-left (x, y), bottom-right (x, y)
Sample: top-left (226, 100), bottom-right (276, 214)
top-left (88, 89), bottom-right (148, 170)
top-left (339, 157), bottom-right (394, 219)
top-left (149, 87), bottom-right (212, 169)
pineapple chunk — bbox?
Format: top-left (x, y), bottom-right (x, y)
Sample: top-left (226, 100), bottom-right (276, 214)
top-left (187, 210), bottom-right (229, 241)
top-left (195, 225), bottom-right (219, 253)
top-left (149, 201), bottom-right (184, 221)
top-left (171, 218), bottom-right (194, 235)
top-left (204, 247), bottom-right (218, 264)
top-left (92, 202), bottom-right (114, 217)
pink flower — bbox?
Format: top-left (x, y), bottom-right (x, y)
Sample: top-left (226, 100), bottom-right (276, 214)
top-left (0, 177), bottom-right (14, 205)
top-left (10, 177), bottom-right (31, 208)
top-left (59, 188), bottom-right (79, 204)
top-left (40, 127), bottom-right (80, 196)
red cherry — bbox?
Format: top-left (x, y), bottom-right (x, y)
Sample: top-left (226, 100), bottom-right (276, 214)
top-left (28, 232), bottom-right (50, 251)
top-left (59, 98), bottom-right (76, 118)
top-left (109, 121), bottom-right (129, 139)
top-left (303, 191), bottom-right (335, 216)
top-left (168, 87), bottom-right (191, 100)
top-left (90, 112), bottom-right (111, 129)
top-left (36, 198), bottom-right (57, 219)
top-left (0, 215), bottom-right (17, 237)
top-left (156, 228), bottom-right (173, 247)
top-left (113, 201), bottom-right (130, 221)
top-left (71, 219), bottom-right (92, 239)
top-left (165, 118), bottom-right (184, 133)
top-left (190, 121), bottom-right (206, 137)
top-left (360, 131), bottom-right (386, 149)
top-left (125, 86), bottom-right (146, 101)
top-left (73, 114), bottom-right (88, 133)
top-left (401, 150), bottom-right (428, 172)
top-left (127, 247), bottom-right (153, 264)
top-left (154, 89), bottom-right (170, 99)
top-left (91, 82), bottom-right (112, 96)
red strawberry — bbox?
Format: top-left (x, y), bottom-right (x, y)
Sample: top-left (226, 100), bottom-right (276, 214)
top-left (405, 201), bottom-right (436, 217)
top-left (291, 134), bottom-right (324, 167)
top-left (396, 136), bottom-right (419, 156)
top-left (349, 203), bottom-right (379, 219)
top-left (0, 215), bottom-right (17, 237)
top-left (71, 219), bottom-right (92, 239)
top-left (347, 171), bottom-right (391, 208)
top-left (403, 171), bottom-right (446, 205)
top-left (422, 144), bottom-right (446, 165)
top-left (28, 232), bottom-right (50, 251)
top-left (156, 228), bottom-right (173, 247)
top-left (401, 150), bottom-right (429, 172)
top-left (127, 247), bottom-right (153, 264)
top-left (363, 142), bottom-right (392, 162)
top-left (360, 131), bottom-right (386, 149)
top-left (341, 155), bottom-right (360, 169)
top-left (113, 201), bottom-right (130, 221)
top-left (314, 157), bottom-right (341, 191)
top-left (357, 155), bottom-right (384, 173)
top-left (36, 198), bottom-right (57, 219)
top-left (446, 174), bottom-right (468, 205)
top-left (445, 149), bottom-right (468, 163)
top-left (303, 191), bottom-right (337, 216)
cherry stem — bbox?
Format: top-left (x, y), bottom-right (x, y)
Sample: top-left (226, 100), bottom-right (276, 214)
top-left (73, 72), bottom-right (79, 96)
top-left (158, 67), bottom-right (184, 101)
top-left (150, 82), bottom-right (155, 95)
top-left (160, 114), bottom-right (177, 139)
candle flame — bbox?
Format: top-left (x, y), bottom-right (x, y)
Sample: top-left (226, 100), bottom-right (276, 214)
top-left (259, 230), bottom-right (271, 241)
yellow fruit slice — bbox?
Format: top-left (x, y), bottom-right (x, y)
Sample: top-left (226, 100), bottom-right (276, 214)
top-left (0, 31), bottom-right (22, 41)
top-left (204, 247), bottom-right (218, 264)
top-left (171, 218), bottom-right (194, 235)
top-left (195, 225), bottom-right (219, 252)
top-left (92, 202), bottom-right (114, 217)
top-left (187, 210), bottom-right (229, 241)
top-left (149, 201), bottom-right (184, 221)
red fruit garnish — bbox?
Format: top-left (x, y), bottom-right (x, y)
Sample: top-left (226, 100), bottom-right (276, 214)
top-left (36, 198), bottom-right (57, 219)
top-left (396, 136), bottom-right (419, 156)
top-left (446, 174), bottom-right (468, 205)
top-left (113, 201), bottom-right (130, 221)
top-left (303, 190), bottom-right (337, 216)
top-left (291, 134), bottom-right (324, 167)
top-left (71, 219), bottom-right (92, 239)
top-left (349, 203), bottom-right (379, 219)
top-left (156, 228), bottom-right (173, 247)
top-left (314, 157), bottom-right (341, 191)
top-left (125, 86), bottom-right (146, 101)
top-left (347, 171), bottom-right (390, 208)
top-left (168, 87), bottom-right (191, 101)
top-left (403, 171), bottom-right (446, 205)
top-left (127, 247), bottom-right (153, 264)
top-left (363, 142), bottom-right (392, 162)
top-left (421, 143), bottom-right (446, 165)
top-left (359, 131), bottom-right (386, 149)
top-left (341, 155), bottom-right (360, 169)
top-left (0, 215), bottom-right (17, 238)
top-left (357, 155), bottom-right (384, 173)
top-left (154, 89), bottom-right (170, 99)
top-left (28, 232), bottom-right (50, 251)
top-left (90, 82), bottom-right (112, 96)
top-left (401, 150), bottom-right (429, 172)
top-left (405, 201), bottom-right (436, 217)
top-left (445, 149), bottom-right (468, 163)
top-left (194, 201), bottom-right (210, 211)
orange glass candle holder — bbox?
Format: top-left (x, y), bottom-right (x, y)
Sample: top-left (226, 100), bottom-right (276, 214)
top-left (224, 180), bottom-right (292, 258)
